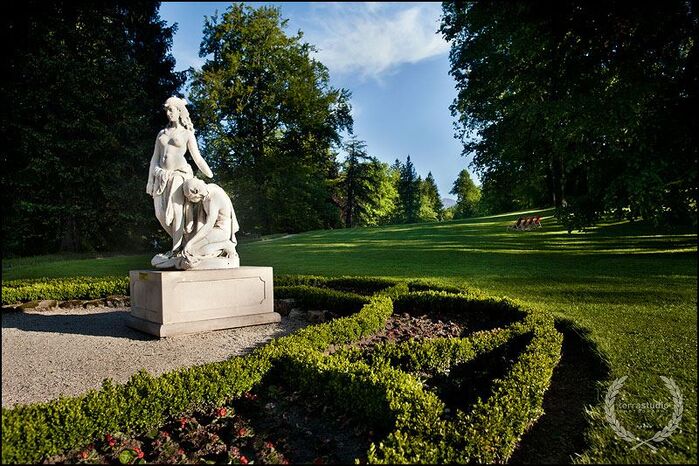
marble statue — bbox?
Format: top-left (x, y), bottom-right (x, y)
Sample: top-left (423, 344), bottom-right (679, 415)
top-left (178, 177), bottom-right (240, 270)
top-left (128, 100), bottom-right (277, 338)
top-left (147, 96), bottom-right (213, 268)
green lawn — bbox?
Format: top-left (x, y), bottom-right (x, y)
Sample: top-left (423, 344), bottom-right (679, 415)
top-left (2, 208), bottom-right (696, 463)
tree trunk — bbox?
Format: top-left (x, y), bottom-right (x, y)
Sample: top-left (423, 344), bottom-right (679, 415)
top-left (551, 154), bottom-right (565, 209)
top-left (60, 215), bottom-right (78, 252)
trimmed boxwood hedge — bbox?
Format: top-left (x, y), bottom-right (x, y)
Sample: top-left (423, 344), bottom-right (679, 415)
top-left (365, 313), bottom-right (562, 463)
top-left (1, 274), bottom-right (400, 307)
top-left (1, 276), bottom-right (130, 305)
top-left (274, 285), bottom-right (370, 315)
top-left (1, 288), bottom-right (394, 464)
top-left (1, 275), bottom-right (562, 465)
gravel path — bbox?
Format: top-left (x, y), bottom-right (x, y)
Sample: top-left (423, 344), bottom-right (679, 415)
top-left (1, 306), bottom-right (309, 408)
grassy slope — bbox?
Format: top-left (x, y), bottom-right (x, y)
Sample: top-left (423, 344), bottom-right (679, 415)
top-left (2, 208), bottom-right (696, 463)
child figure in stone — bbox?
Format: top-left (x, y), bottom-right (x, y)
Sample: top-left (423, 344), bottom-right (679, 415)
top-left (146, 96), bottom-right (213, 267)
top-left (178, 177), bottom-right (240, 270)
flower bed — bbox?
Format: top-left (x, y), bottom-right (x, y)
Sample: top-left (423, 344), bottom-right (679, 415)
top-left (2, 276), bottom-right (562, 464)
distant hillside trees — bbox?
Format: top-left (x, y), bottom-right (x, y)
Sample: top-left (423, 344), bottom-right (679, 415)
top-left (189, 3), bottom-right (353, 235)
top-left (450, 169), bottom-right (482, 219)
top-left (386, 156), bottom-right (448, 224)
top-left (441, 1), bottom-right (698, 229)
top-left (2, 1), bottom-right (184, 256)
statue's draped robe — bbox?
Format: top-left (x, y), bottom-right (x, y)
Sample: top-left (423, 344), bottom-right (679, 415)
top-left (151, 164), bottom-right (194, 231)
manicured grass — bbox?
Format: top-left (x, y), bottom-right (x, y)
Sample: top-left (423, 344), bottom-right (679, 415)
top-left (2, 208), bottom-right (696, 463)
top-left (2, 253), bottom-right (151, 281)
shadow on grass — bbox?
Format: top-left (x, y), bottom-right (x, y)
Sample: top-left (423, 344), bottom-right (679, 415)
top-left (509, 319), bottom-right (611, 464)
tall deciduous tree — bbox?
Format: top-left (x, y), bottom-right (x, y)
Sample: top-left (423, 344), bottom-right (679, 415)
top-left (189, 3), bottom-right (353, 235)
top-left (2, 1), bottom-right (183, 256)
top-left (441, 1), bottom-right (697, 229)
top-left (450, 169), bottom-right (482, 219)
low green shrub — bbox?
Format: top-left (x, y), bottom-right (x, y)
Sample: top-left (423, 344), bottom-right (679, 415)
top-left (1, 276), bottom-right (130, 305)
top-left (278, 348), bottom-right (446, 436)
top-left (273, 274), bottom-right (329, 288)
top-left (325, 276), bottom-right (401, 295)
top-left (444, 321), bottom-right (562, 463)
top-left (1, 290), bottom-right (393, 464)
top-left (274, 285), bottom-right (370, 315)
top-left (393, 290), bottom-right (527, 329)
top-left (407, 279), bottom-right (467, 295)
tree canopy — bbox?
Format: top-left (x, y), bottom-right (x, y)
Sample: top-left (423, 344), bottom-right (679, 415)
top-left (441, 1), bottom-right (698, 229)
top-left (189, 3), bottom-right (353, 235)
top-left (2, 1), bottom-right (183, 256)
top-left (449, 169), bottom-right (482, 219)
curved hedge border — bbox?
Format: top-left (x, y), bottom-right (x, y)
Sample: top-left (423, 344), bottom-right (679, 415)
top-left (275, 285), bottom-right (369, 315)
top-left (1, 276), bottom-right (130, 305)
top-left (1, 288), bottom-right (395, 464)
top-left (366, 312), bottom-right (562, 463)
top-left (2, 276), bottom-right (561, 465)
top-left (278, 301), bottom-right (561, 464)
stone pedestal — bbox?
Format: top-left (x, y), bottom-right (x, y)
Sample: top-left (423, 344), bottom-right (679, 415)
top-left (127, 266), bottom-right (279, 337)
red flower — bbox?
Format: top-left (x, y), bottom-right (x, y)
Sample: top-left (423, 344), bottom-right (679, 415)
top-left (216, 407), bottom-right (227, 417)
top-left (177, 448), bottom-right (185, 456)
top-left (179, 417), bottom-right (187, 429)
top-left (239, 455), bottom-right (249, 464)
top-left (230, 446), bottom-right (240, 457)
top-left (160, 430), bottom-right (170, 438)
top-left (264, 441), bottom-right (274, 450)
top-left (105, 434), bottom-right (116, 446)
top-left (134, 447), bottom-right (144, 459)
top-left (79, 451), bottom-right (88, 459)
top-left (237, 427), bottom-right (248, 437)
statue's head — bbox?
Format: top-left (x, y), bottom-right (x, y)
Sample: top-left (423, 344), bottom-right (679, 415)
top-left (183, 177), bottom-right (208, 203)
top-left (163, 96), bottom-right (194, 131)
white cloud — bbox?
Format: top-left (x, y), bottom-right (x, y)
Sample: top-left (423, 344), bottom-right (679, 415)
top-left (299, 3), bottom-right (448, 81)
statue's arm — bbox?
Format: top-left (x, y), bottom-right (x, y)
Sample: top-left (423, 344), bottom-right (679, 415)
top-left (185, 196), bottom-right (219, 250)
top-left (146, 131), bottom-right (163, 195)
top-left (187, 131), bottom-right (214, 179)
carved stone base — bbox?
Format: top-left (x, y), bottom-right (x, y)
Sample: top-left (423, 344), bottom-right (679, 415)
top-left (128, 267), bottom-right (278, 337)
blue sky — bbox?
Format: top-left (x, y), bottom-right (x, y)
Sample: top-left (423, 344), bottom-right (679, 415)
top-left (158, 2), bottom-right (476, 198)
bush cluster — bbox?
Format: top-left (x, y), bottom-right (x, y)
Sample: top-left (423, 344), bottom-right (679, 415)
top-left (2, 276), bottom-right (561, 465)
